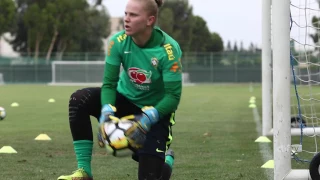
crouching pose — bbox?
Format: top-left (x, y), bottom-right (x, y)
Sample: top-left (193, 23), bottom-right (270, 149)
top-left (57, 0), bottom-right (183, 179)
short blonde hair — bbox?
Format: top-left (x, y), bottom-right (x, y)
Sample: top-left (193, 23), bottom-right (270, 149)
top-left (131, 0), bottom-right (163, 26)
top-left (141, 0), bottom-right (163, 17)
top-left (147, 0), bottom-right (163, 26)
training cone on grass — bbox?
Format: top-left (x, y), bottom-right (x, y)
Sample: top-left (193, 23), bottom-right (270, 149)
top-left (35, 134), bottom-right (51, 141)
top-left (261, 160), bottom-right (274, 169)
top-left (11, 102), bottom-right (19, 107)
top-left (48, 98), bottom-right (56, 103)
top-left (249, 99), bottom-right (256, 104)
top-left (0, 146), bottom-right (17, 153)
top-left (249, 104), bottom-right (256, 108)
top-left (255, 136), bottom-right (271, 143)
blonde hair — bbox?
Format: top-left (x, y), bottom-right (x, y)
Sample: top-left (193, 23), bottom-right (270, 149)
top-left (131, 0), bottom-right (163, 26)
top-left (148, 0), bottom-right (163, 26)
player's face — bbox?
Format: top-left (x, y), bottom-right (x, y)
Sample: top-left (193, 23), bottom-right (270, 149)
top-left (124, 0), bottom-right (154, 36)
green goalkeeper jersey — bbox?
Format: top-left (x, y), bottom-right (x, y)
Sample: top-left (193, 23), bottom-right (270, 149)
top-left (101, 27), bottom-right (183, 117)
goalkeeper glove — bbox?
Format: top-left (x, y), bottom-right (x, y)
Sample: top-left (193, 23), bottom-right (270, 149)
top-left (99, 104), bottom-right (116, 124)
top-left (98, 115), bottom-right (120, 148)
top-left (139, 106), bottom-right (159, 131)
top-left (124, 106), bottom-right (159, 149)
top-left (98, 104), bottom-right (117, 148)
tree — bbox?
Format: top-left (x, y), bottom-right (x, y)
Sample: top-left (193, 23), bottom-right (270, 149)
top-left (233, 41), bottom-right (238, 52)
top-left (226, 41), bottom-right (232, 51)
top-left (310, 0), bottom-right (320, 50)
top-left (44, 0), bottom-right (89, 61)
top-left (53, 4), bottom-right (110, 60)
top-left (240, 41), bottom-right (244, 52)
top-left (206, 32), bottom-right (223, 52)
top-left (158, 7), bottom-right (174, 35)
top-left (0, 0), bottom-right (16, 36)
top-left (248, 42), bottom-right (255, 52)
top-left (158, 0), bottom-right (194, 51)
top-left (310, 16), bottom-right (320, 53)
top-left (10, 0), bottom-right (111, 61)
top-left (93, 0), bottom-right (103, 6)
top-left (10, 0), bottom-right (55, 53)
top-left (189, 16), bottom-right (211, 52)
top-left (72, 6), bottom-right (111, 52)
top-left (23, 4), bottom-right (49, 60)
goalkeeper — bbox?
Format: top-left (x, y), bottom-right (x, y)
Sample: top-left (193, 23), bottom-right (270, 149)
top-left (57, 0), bottom-right (182, 179)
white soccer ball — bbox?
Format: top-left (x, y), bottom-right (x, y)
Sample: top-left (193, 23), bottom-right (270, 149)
top-left (101, 119), bottom-right (135, 157)
top-left (0, 107), bottom-right (6, 120)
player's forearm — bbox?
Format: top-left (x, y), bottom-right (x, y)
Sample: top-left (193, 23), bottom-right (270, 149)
top-left (155, 81), bottom-right (182, 119)
top-left (101, 63), bottom-right (120, 106)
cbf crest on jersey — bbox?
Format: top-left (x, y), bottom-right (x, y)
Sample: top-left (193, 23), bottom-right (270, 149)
top-left (151, 57), bottom-right (158, 68)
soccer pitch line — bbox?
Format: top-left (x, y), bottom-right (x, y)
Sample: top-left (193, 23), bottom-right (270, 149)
top-left (252, 101), bottom-right (274, 180)
top-left (250, 82), bottom-right (273, 180)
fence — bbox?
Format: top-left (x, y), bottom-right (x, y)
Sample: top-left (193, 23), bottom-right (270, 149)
top-left (0, 52), bottom-right (262, 84)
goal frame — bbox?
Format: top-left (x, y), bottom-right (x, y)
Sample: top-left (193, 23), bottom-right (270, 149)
top-left (49, 61), bottom-right (194, 86)
top-left (49, 61), bottom-right (105, 86)
top-left (262, 0), bottom-right (312, 179)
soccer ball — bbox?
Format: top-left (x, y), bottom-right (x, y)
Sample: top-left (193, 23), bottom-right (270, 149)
top-left (0, 107), bottom-right (6, 120)
top-left (99, 119), bottom-right (135, 157)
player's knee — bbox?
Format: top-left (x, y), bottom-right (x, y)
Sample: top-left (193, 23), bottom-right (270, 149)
top-left (69, 89), bottom-right (91, 119)
top-left (70, 89), bottom-right (86, 106)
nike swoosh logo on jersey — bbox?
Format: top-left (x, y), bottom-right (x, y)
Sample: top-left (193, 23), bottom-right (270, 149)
top-left (124, 51), bottom-right (131, 54)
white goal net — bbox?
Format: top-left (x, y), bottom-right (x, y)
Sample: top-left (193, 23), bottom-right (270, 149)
top-left (290, 0), bottom-right (320, 131)
top-left (49, 61), bottom-right (105, 86)
top-left (289, 0), bottom-right (320, 179)
top-left (262, 0), bottom-right (320, 179)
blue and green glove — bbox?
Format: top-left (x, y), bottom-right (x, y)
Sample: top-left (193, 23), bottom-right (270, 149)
top-left (124, 106), bottom-right (159, 149)
top-left (99, 104), bottom-right (117, 124)
top-left (98, 104), bottom-right (117, 147)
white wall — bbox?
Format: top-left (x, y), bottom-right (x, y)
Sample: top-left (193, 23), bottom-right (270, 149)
top-left (0, 33), bottom-right (19, 57)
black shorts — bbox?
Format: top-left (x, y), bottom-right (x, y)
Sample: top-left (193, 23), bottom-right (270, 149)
top-left (87, 87), bottom-right (174, 161)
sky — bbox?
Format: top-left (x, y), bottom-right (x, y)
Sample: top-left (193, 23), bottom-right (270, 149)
top-left (102, 0), bottom-right (262, 49)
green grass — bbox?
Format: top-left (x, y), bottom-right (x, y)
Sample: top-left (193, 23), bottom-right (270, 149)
top-left (0, 84), bottom-right (311, 180)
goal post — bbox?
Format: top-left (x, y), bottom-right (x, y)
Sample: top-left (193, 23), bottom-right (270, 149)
top-left (262, 0), bottom-right (320, 179)
top-left (261, 0), bottom-right (272, 137)
top-left (272, 0), bottom-right (292, 179)
top-left (49, 61), bottom-right (105, 86)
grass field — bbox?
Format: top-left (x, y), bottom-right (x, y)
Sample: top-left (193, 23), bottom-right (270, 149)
top-left (0, 84), bottom-right (313, 180)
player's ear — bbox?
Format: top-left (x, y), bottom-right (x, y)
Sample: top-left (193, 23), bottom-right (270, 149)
top-left (147, 15), bottom-right (156, 26)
